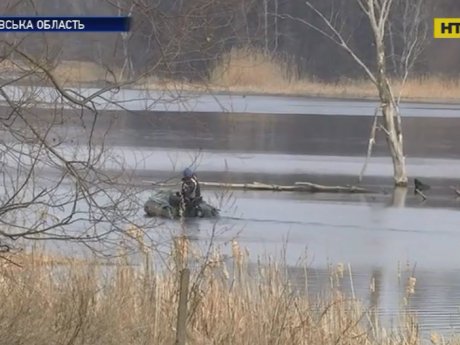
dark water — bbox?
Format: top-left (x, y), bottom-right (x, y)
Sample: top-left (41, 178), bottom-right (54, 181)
top-left (4, 100), bottom-right (460, 335)
top-left (105, 111), bottom-right (460, 159)
top-left (8, 102), bottom-right (460, 158)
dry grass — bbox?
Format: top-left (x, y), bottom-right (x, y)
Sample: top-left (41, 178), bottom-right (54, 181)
top-left (207, 48), bottom-right (460, 101)
top-left (209, 47), bottom-right (299, 91)
top-left (0, 238), bottom-right (458, 345)
top-left (135, 48), bottom-right (460, 101)
top-left (52, 60), bottom-right (117, 84)
top-left (0, 59), bottom-right (119, 85)
top-left (2, 51), bottom-right (459, 101)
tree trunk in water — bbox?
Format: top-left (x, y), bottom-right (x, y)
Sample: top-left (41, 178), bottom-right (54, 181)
top-left (380, 89), bottom-right (408, 186)
top-left (379, 82), bottom-right (407, 187)
top-left (375, 26), bottom-right (408, 187)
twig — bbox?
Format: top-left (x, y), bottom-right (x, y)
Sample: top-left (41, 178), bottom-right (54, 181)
top-left (414, 188), bottom-right (427, 201)
top-left (0, 255), bottom-right (22, 268)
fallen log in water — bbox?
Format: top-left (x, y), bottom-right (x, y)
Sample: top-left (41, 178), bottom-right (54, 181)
top-left (293, 182), bottom-right (372, 193)
top-left (201, 181), bottom-right (298, 191)
top-left (144, 180), bottom-right (374, 194)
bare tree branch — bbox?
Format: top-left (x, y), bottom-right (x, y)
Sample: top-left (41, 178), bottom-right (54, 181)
top-left (303, 2), bottom-right (378, 85)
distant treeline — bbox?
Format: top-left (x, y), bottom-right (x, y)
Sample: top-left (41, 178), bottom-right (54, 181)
top-left (2, 0), bottom-right (459, 81)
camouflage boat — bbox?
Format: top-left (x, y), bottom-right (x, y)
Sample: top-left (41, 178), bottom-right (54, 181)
top-left (144, 190), bottom-right (219, 219)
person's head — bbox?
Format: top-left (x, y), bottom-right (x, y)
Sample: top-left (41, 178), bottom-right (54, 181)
top-left (183, 167), bottom-right (194, 179)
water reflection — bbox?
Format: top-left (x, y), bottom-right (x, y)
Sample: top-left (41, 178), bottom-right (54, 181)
top-left (283, 262), bottom-right (460, 335)
top-left (11, 107), bottom-right (460, 159)
top-left (111, 112), bottom-right (460, 159)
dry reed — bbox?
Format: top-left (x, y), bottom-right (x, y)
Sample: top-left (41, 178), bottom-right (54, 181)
top-left (207, 48), bottom-right (460, 101)
top-left (2, 51), bottom-right (459, 101)
top-left (0, 237), bottom-right (458, 345)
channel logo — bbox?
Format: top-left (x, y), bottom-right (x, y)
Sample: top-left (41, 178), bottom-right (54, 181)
top-left (434, 18), bottom-right (460, 38)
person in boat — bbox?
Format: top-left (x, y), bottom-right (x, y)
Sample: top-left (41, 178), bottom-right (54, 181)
top-left (179, 168), bottom-right (202, 215)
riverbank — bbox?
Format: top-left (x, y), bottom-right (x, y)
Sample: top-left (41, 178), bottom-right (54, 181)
top-left (58, 63), bottom-right (460, 103)
top-left (1, 242), bottom-right (457, 345)
top-left (2, 51), bottom-right (460, 104)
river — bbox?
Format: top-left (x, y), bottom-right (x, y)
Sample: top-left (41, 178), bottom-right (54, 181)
top-left (2, 89), bottom-right (460, 334)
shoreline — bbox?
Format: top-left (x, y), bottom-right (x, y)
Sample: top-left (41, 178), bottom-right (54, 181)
top-left (2, 75), bottom-right (460, 106)
top-left (65, 81), bottom-right (460, 105)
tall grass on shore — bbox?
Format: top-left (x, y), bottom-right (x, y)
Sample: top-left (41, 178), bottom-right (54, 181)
top-left (0, 236), bottom-right (455, 345)
top-left (208, 47), bottom-right (460, 101)
top-left (2, 51), bottom-right (459, 101)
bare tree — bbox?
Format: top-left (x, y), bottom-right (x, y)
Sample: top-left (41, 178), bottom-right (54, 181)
top-left (263, 0), bottom-right (269, 54)
top-left (0, 1), bottom-right (191, 255)
top-left (283, 0), bottom-right (429, 187)
top-left (0, 0), bottom-right (251, 257)
top-left (115, 0), bottom-right (136, 80)
top-left (387, 0), bottom-right (430, 102)
top-left (0, 54), bottom-right (148, 254)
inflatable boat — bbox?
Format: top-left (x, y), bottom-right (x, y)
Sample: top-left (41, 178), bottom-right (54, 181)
top-left (144, 190), bottom-right (219, 219)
